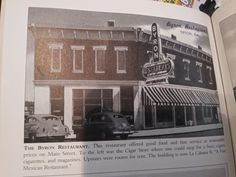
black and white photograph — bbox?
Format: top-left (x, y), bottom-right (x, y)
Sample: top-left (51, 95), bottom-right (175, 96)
top-left (24, 7), bottom-right (223, 143)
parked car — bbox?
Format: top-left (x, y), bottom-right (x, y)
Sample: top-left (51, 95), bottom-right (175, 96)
top-left (73, 112), bottom-right (134, 140)
top-left (24, 114), bottom-right (70, 142)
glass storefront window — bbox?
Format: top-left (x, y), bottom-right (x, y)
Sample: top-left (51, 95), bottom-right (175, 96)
top-left (156, 106), bottom-right (173, 128)
top-left (175, 106), bottom-right (185, 127)
top-left (73, 100), bottom-right (83, 117)
top-left (72, 89), bottom-right (113, 124)
top-left (196, 106), bottom-right (204, 125)
top-left (186, 106), bottom-right (193, 121)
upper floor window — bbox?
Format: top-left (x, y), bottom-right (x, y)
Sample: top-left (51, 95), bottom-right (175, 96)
top-left (48, 43), bottom-right (63, 73)
top-left (114, 46), bottom-right (128, 73)
top-left (196, 62), bottom-right (203, 83)
top-left (183, 59), bottom-right (190, 80)
top-left (71, 45), bottom-right (85, 73)
top-left (93, 46), bottom-right (106, 73)
top-left (206, 66), bottom-right (213, 84)
top-left (166, 53), bottom-right (176, 78)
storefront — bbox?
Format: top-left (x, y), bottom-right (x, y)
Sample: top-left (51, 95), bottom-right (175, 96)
top-left (141, 84), bottom-right (220, 129)
top-left (32, 23), bottom-right (222, 134)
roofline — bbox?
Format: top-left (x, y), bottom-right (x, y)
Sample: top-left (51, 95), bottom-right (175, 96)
top-left (29, 24), bottom-right (212, 57)
top-left (28, 23), bottom-right (135, 32)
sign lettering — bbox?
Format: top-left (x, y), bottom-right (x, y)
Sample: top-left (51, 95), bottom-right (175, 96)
top-left (152, 23), bottom-right (159, 62)
top-left (142, 23), bottom-right (175, 84)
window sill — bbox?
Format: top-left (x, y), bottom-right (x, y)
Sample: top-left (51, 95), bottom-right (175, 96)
top-left (50, 70), bottom-right (61, 73)
top-left (117, 71), bottom-right (127, 74)
top-left (95, 71), bottom-right (105, 74)
top-left (73, 70), bottom-right (83, 74)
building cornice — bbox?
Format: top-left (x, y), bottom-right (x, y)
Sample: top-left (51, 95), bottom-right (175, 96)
top-left (29, 25), bottom-right (212, 62)
top-left (34, 80), bottom-right (141, 86)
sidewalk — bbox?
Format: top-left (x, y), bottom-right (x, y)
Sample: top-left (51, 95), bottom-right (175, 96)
top-left (130, 123), bottom-right (223, 137)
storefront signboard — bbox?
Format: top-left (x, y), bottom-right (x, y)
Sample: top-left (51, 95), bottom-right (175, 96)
top-left (142, 23), bottom-right (174, 84)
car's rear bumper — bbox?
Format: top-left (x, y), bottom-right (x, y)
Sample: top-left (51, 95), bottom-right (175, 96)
top-left (113, 130), bottom-right (134, 135)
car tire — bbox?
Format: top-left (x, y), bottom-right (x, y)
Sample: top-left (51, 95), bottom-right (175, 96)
top-left (120, 134), bottom-right (128, 140)
top-left (76, 132), bottom-right (84, 141)
top-left (57, 136), bottom-right (65, 141)
top-left (29, 133), bottom-right (37, 142)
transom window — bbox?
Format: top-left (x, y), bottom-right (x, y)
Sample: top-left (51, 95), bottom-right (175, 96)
top-left (114, 46), bottom-right (128, 73)
top-left (71, 45), bottom-right (85, 73)
top-left (93, 46), bottom-right (107, 73)
top-left (183, 59), bottom-right (190, 80)
top-left (48, 43), bottom-right (63, 73)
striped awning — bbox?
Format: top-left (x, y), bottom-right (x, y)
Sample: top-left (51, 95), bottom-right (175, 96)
top-left (142, 86), bottom-right (219, 106)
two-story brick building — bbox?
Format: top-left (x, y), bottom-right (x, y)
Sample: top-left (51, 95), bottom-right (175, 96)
top-left (29, 22), bottom-right (221, 134)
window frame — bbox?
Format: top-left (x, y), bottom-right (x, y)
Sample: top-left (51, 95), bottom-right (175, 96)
top-left (183, 58), bottom-right (190, 81)
top-left (71, 45), bottom-right (85, 73)
top-left (196, 61), bottom-right (203, 83)
top-left (166, 53), bottom-right (176, 78)
top-left (93, 45), bottom-right (107, 73)
top-left (48, 43), bottom-right (63, 73)
top-left (206, 66), bottom-right (213, 84)
top-left (114, 46), bottom-right (128, 74)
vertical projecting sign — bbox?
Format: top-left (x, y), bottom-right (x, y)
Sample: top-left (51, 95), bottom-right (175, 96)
top-left (142, 23), bottom-right (174, 84)
top-left (152, 23), bottom-right (161, 62)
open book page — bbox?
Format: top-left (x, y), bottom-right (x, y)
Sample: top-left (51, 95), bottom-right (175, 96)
top-left (0, 0), bottom-right (235, 177)
top-left (212, 0), bottom-right (236, 160)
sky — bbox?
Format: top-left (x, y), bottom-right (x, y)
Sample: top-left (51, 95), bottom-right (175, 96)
top-left (25, 7), bottom-right (211, 101)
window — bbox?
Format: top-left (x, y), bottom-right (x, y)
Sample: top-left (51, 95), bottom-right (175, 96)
top-left (166, 53), bottom-right (176, 78)
top-left (72, 89), bottom-right (113, 124)
top-left (183, 59), bottom-right (190, 80)
top-left (156, 106), bottom-right (173, 125)
top-left (48, 43), bottom-right (63, 72)
top-left (114, 46), bottom-right (128, 73)
top-left (93, 46), bottom-right (106, 73)
top-left (90, 115), bottom-right (111, 123)
top-left (206, 66), bottom-right (213, 84)
top-left (71, 45), bottom-right (85, 73)
top-left (90, 115), bottom-right (106, 122)
top-left (196, 62), bottom-right (203, 83)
